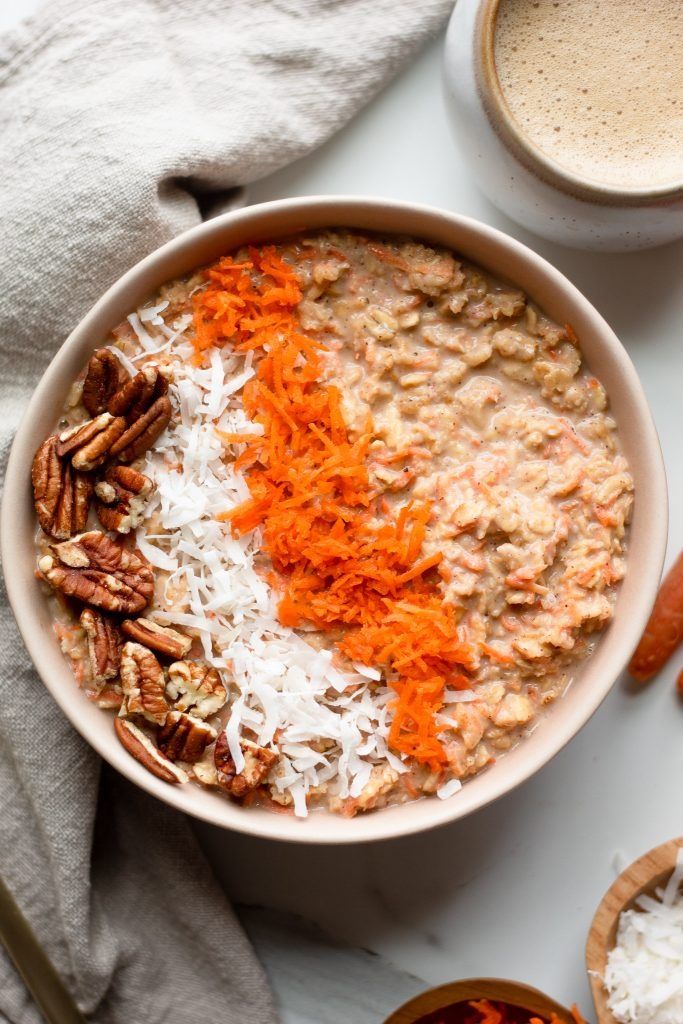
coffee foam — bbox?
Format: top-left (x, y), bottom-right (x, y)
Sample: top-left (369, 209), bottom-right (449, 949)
top-left (493, 0), bottom-right (683, 191)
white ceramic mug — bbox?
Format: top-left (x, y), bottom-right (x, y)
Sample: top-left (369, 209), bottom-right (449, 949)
top-left (443, 0), bottom-right (683, 251)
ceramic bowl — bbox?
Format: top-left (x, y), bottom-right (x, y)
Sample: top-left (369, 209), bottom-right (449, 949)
top-left (1, 196), bottom-right (668, 843)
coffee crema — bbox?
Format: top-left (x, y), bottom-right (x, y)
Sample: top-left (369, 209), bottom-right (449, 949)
top-left (493, 0), bottom-right (683, 191)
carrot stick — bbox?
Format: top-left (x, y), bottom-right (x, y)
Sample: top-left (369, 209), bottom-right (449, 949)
top-left (628, 551), bottom-right (683, 682)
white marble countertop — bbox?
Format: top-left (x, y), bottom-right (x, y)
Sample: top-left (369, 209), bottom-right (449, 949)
top-left (4, 3), bottom-right (682, 1021)
top-left (196, 32), bottom-right (683, 1024)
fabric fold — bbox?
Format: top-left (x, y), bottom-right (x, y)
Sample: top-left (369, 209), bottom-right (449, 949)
top-left (0, 0), bottom-right (451, 1019)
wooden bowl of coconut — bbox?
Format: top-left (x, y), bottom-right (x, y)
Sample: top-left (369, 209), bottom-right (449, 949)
top-left (586, 837), bottom-right (683, 1024)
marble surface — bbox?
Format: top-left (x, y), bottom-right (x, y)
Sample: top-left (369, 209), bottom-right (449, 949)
top-left (4, 2), bottom-right (683, 1021)
top-left (242, 908), bottom-right (424, 1023)
top-left (198, 30), bottom-right (683, 1024)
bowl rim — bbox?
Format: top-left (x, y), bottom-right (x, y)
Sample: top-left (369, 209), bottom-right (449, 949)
top-left (382, 976), bottom-right (575, 1023)
top-left (474, 0), bottom-right (683, 205)
top-left (1, 194), bottom-right (668, 844)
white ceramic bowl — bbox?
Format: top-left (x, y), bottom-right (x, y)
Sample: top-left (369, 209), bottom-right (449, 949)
top-left (1, 196), bottom-right (668, 843)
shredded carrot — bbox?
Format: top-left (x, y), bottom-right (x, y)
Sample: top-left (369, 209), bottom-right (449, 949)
top-left (467, 1000), bottom-right (587, 1024)
top-left (371, 445), bottom-right (432, 465)
top-left (470, 1000), bottom-right (504, 1024)
top-left (402, 775), bottom-right (420, 799)
top-left (482, 642), bottom-right (515, 666)
top-left (192, 246), bottom-right (479, 769)
top-left (395, 552), bottom-right (444, 584)
top-left (564, 323), bottom-right (579, 346)
top-left (216, 429), bottom-right (264, 445)
top-left (595, 505), bottom-right (618, 528)
top-left (367, 243), bottom-right (414, 273)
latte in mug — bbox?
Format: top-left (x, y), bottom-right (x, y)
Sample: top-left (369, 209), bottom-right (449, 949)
top-left (493, 0), bottom-right (683, 192)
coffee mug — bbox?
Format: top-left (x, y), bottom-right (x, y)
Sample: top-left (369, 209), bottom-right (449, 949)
top-left (443, 0), bottom-right (683, 251)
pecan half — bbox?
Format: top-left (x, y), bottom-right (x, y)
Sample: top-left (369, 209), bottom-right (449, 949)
top-left (166, 661), bottom-right (227, 719)
top-left (120, 641), bottom-right (169, 724)
top-left (107, 365), bottom-right (168, 419)
top-left (92, 683), bottom-right (123, 711)
top-left (82, 348), bottom-right (129, 416)
top-left (121, 618), bottom-right (192, 659)
top-left (80, 607), bottom-right (122, 686)
top-left (38, 531), bottom-right (154, 614)
top-left (95, 465), bottom-right (154, 534)
top-left (114, 718), bottom-right (188, 784)
top-left (32, 436), bottom-right (93, 539)
top-left (109, 396), bottom-right (173, 464)
top-left (158, 711), bottom-right (216, 764)
top-left (214, 734), bottom-right (277, 799)
top-left (57, 413), bottom-right (128, 472)
top-left (192, 758), bottom-right (219, 787)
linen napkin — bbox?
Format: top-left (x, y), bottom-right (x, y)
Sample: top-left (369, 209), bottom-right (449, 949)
top-left (0, 0), bottom-right (452, 1021)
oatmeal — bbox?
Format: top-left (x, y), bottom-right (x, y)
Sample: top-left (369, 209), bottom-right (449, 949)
top-left (31, 231), bottom-right (633, 817)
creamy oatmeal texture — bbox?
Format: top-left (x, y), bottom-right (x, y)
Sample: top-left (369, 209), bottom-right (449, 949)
top-left (33, 231), bottom-right (633, 817)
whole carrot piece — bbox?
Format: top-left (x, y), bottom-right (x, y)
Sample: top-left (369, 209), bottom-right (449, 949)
top-left (629, 551), bottom-right (683, 681)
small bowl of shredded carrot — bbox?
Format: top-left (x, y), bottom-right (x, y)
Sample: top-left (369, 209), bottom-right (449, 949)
top-left (383, 979), bottom-right (588, 1024)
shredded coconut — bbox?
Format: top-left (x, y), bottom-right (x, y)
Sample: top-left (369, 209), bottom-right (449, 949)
top-left (603, 848), bottom-right (683, 1024)
top-left (139, 300), bottom-right (169, 325)
top-left (436, 777), bottom-right (463, 799)
top-left (121, 300), bottom-right (425, 816)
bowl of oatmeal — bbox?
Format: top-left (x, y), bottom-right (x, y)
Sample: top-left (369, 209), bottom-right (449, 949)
top-left (2, 197), bottom-right (667, 842)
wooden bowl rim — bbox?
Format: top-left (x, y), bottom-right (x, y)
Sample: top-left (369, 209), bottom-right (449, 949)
top-left (383, 977), bottom-right (575, 1024)
top-left (585, 836), bottom-right (683, 1023)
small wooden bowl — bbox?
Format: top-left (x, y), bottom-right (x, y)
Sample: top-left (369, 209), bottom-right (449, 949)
top-left (384, 978), bottom-right (576, 1023)
top-left (586, 837), bottom-right (683, 1024)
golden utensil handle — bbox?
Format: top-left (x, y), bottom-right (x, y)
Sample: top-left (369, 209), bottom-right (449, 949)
top-left (0, 874), bottom-right (88, 1024)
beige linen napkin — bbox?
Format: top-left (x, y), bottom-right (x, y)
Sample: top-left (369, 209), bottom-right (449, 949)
top-left (0, 0), bottom-right (451, 1021)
